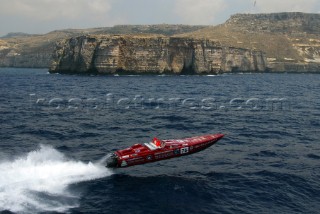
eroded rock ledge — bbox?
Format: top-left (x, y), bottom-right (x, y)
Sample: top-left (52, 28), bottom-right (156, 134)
top-left (49, 35), bottom-right (267, 74)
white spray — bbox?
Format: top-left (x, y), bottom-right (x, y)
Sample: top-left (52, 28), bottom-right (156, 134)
top-left (0, 145), bottom-right (112, 213)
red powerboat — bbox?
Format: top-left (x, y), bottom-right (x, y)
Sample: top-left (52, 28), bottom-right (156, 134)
top-left (105, 134), bottom-right (224, 168)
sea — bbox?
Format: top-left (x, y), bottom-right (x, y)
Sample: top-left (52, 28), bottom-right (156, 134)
top-left (0, 68), bottom-right (319, 214)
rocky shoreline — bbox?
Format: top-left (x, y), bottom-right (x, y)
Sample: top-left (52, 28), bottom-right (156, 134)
top-left (1, 12), bottom-right (320, 74)
top-left (49, 35), bottom-right (267, 75)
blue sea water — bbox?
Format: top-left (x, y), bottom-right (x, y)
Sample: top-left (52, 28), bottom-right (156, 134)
top-left (0, 68), bottom-right (319, 214)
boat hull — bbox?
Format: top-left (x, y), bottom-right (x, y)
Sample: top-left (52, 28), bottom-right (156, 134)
top-left (105, 134), bottom-right (224, 168)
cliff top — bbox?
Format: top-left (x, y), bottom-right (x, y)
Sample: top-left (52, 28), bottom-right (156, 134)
top-left (178, 25), bottom-right (303, 61)
top-left (228, 12), bottom-right (320, 20)
top-left (226, 12), bottom-right (320, 34)
top-left (1, 24), bottom-right (208, 54)
top-left (95, 24), bottom-right (207, 36)
top-left (1, 32), bottom-right (39, 39)
top-left (178, 12), bottom-right (320, 62)
top-left (1, 12), bottom-right (320, 65)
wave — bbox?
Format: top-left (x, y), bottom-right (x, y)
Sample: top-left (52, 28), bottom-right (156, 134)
top-left (0, 145), bottom-right (112, 213)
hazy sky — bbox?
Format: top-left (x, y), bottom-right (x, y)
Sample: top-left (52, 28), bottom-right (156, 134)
top-left (1, 0), bottom-right (320, 36)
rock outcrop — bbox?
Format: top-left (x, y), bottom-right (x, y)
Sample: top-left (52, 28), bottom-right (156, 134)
top-left (226, 13), bottom-right (320, 72)
top-left (0, 25), bottom-right (207, 69)
top-left (0, 49), bottom-right (52, 68)
top-left (182, 12), bottom-right (320, 72)
top-left (225, 12), bottom-right (320, 35)
top-left (2, 12), bottom-right (320, 73)
top-left (49, 35), bottom-right (267, 74)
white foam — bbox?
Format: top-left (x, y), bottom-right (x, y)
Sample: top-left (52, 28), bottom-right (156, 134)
top-left (0, 145), bottom-right (112, 213)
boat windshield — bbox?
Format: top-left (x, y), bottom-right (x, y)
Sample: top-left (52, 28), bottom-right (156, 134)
top-left (144, 138), bottom-right (165, 150)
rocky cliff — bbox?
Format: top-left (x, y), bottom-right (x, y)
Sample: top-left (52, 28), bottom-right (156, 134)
top-left (49, 35), bottom-right (267, 74)
top-left (226, 12), bottom-right (320, 35)
top-left (2, 12), bottom-right (320, 73)
top-left (0, 25), bottom-right (207, 68)
top-left (0, 31), bottom-right (73, 68)
top-left (181, 12), bottom-right (320, 72)
top-left (227, 13), bottom-right (320, 72)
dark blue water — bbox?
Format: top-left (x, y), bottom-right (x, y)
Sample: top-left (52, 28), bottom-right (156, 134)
top-left (0, 68), bottom-right (319, 214)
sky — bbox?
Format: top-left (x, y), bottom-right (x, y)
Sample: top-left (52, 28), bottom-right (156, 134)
top-left (0, 0), bottom-right (320, 36)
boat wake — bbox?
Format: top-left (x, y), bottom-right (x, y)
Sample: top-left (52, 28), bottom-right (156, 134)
top-left (0, 145), bottom-right (113, 213)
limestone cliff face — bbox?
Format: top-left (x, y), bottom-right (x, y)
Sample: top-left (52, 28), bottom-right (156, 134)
top-left (226, 12), bottom-right (320, 35)
top-left (0, 25), bottom-right (206, 69)
top-left (50, 35), bottom-right (267, 74)
top-left (223, 12), bottom-right (320, 72)
top-left (0, 51), bottom-right (51, 68)
top-left (0, 41), bottom-right (46, 68)
top-left (2, 13), bottom-right (320, 72)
